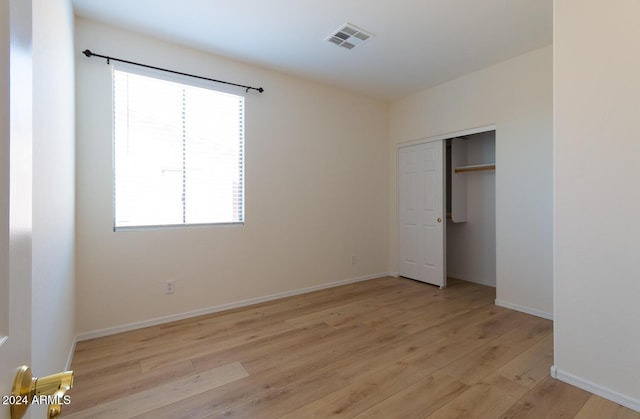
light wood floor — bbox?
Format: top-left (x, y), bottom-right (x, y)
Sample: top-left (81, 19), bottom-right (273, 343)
top-left (63, 277), bottom-right (639, 418)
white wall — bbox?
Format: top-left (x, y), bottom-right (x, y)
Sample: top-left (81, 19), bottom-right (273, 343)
top-left (447, 131), bottom-right (496, 287)
top-left (31, 0), bottom-right (76, 374)
top-left (74, 18), bottom-right (390, 334)
top-left (390, 46), bottom-right (553, 318)
top-left (554, 0), bottom-right (640, 411)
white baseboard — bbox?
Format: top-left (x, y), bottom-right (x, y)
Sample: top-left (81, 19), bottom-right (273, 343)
top-left (76, 272), bottom-right (390, 342)
top-left (466, 279), bottom-right (496, 288)
top-left (447, 274), bottom-right (496, 288)
top-left (495, 299), bottom-right (553, 320)
top-left (390, 272), bottom-right (399, 278)
top-left (551, 366), bottom-right (640, 413)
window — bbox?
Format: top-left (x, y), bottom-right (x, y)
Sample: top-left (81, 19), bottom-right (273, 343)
top-left (113, 64), bottom-right (244, 229)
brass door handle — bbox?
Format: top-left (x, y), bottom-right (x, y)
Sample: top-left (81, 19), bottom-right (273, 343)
top-left (10, 366), bottom-right (73, 419)
top-left (437, 217), bottom-right (442, 223)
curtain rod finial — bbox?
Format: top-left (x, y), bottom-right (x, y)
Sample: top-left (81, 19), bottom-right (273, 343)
top-left (258, 87), bottom-right (264, 93)
top-left (82, 49), bottom-right (93, 57)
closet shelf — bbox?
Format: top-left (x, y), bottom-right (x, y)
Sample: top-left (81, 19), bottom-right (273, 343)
top-left (454, 163), bottom-right (496, 174)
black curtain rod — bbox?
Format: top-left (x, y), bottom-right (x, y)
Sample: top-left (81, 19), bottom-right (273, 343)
top-left (82, 49), bottom-right (264, 93)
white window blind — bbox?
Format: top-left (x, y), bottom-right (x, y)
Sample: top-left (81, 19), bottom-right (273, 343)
top-left (113, 65), bottom-right (244, 229)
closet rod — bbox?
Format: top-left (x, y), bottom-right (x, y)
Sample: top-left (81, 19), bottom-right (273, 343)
top-left (454, 164), bottom-right (496, 174)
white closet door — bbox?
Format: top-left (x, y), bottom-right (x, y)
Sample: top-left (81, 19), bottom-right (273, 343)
top-left (398, 141), bottom-right (445, 287)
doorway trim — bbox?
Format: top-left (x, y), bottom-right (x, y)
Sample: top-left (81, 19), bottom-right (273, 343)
top-left (396, 124), bottom-right (497, 149)
top-left (394, 123), bottom-right (497, 284)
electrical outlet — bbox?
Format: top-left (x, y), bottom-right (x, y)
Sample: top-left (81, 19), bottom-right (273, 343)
top-left (351, 255), bottom-right (356, 265)
top-left (165, 280), bottom-right (175, 295)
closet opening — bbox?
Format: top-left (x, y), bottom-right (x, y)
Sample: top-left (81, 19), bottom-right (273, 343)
top-left (445, 130), bottom-right (496, 287)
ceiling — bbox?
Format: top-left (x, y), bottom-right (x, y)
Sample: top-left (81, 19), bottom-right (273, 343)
top-left (71, 0), bottom-right (552, 101)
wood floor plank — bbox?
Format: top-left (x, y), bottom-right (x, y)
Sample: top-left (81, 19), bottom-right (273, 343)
top-left (207, 370), bottom-right (350, 419)
top-left (280, 358), bottom-right (428, 418)
top-left (319, 305), bottom-right (513, 386)
top-left (500, 375), bottom-right (593, 419)
top-left (442, 314), bottom-right (552, 385)
top-left (574, 396), bottom-right (640, 419)
top-left (240, 322), bottom-right (409, 376)
top-left (189, 322), bottom-right (367, 374)
top-left (284, 297), bottom-right (385, 327)
top-left (373, 299), bottom-right (486, 336)
top-left (64, 359), bottom-right (194, 415)
top-left (139, 325), bottom-right (411, 418)
top-left (61, 277), bottom-right (631, 419)
top-left (131, 324), bottom-right (411, 417)
top-left (135, 370), bottom-right (350, 419)
top-left (353, 371), bottom-right (469, 419)
top-left (138, 320), bottom-right (295, 372)
top-left (420, 305), bottom-right (528, 342)
top-left (495, 333), bottom-right (554, 389)
top-left (427, 375), bottom-right (531, 419)
top-left (65, 362), bottom-right (248, 419)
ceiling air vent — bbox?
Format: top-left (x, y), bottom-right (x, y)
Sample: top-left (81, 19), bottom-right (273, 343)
top-left (326, 23), bottom-right (374, 50)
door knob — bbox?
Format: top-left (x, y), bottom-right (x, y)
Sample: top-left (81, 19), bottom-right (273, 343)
top-left (10, 366), bottom-right (73, 419)
top-left (437, 217), bottom-right (442, 223)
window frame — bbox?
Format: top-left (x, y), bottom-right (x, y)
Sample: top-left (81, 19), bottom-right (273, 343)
top-left (111, 62), bottom-right (245, 231)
